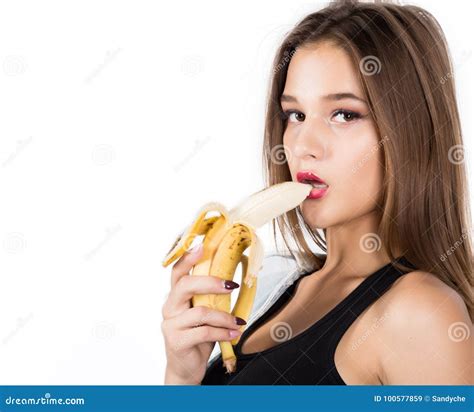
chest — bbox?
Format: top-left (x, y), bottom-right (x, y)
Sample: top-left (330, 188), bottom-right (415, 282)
top-left (239, 274), bottom-right (384, 384)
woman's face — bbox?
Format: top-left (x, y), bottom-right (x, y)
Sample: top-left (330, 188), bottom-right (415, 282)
top-left (281, 41), bottom-right (384, 230)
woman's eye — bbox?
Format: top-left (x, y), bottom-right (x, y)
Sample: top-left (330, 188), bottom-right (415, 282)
top-left (332, 109), bottom-right (362, 123)
top-left (281, 109), bottom-right (363, 124)
top-left (282, 110), bottom-right (305, 123)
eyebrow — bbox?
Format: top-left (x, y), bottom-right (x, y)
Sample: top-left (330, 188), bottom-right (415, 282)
top-left (280, 93), bottom-right (367, 104)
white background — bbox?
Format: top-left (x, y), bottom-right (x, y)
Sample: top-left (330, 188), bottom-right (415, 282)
top-left (0, 0), bottom-right (472, 384)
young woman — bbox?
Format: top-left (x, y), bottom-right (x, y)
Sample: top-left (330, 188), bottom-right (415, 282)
top-left (162, 0), bottom-right (473, 385)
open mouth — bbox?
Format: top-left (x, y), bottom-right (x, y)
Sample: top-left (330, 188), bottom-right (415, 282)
top-left (296, 171), bottom-right (329, 187)
top-left (300, 179), bottom-right (328, 189)
top-left (296, 171), bottom-right (329, 200)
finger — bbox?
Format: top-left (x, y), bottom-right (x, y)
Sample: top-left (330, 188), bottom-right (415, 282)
top-left (170, 244), bottom-right (204, 288)
top-left (174, 306), bottom-right (245, 330)
top-left (176, 326), bottom-right (242, 350)
top-left (163, 275), bottom-right (239, 319)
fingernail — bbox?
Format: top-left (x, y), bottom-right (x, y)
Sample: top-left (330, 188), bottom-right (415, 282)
top-left (235, 316), bottom-right (247, 325)
top-left (229, 329), bottom-right (242, 338)
top-left (190, 244), bottom-right (203, 255)
top-left (223, 280), bottom-right (240, 290)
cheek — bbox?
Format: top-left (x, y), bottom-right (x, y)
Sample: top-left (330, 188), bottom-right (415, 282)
top-left (283, 131), bottom-right (297, 174)
top-left (301, 137), bottom-right (384, 229)
top-left (325, 129), bottom-right (383, 197)
top-left (349, 147), bottom-right (384, 205)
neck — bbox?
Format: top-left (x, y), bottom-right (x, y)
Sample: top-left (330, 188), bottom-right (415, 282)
top-left (319, 211), bottom-right (399, 279)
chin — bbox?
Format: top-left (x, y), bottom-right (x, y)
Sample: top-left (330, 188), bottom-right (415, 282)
top-left (300, 210), bottom-right (331, 231)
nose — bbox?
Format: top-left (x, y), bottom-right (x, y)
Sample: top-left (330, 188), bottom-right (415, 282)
top-left (290, 113), bottom-right (327, 160)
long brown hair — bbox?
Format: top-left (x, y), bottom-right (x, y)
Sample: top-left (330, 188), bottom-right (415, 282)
top-left (262, 0), bottom-right (474, 320)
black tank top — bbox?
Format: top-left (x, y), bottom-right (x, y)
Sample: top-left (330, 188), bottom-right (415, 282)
top-left (201, 256), bottom-right (416, 385)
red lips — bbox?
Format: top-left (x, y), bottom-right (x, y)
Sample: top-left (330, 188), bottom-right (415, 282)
top-left (296, 171), bottom-right (327, 185)
top-left (297, 171), bottom-right (329, 200)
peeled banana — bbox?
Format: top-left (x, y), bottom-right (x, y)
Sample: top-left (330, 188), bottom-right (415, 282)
top-left (162, 182), bottom-right (312, 373)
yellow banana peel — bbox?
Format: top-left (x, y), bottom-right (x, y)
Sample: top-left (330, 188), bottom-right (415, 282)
top-left (162, 182), bottom-right (312, 373)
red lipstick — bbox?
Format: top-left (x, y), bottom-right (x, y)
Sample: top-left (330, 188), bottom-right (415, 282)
top-left (296, 171), bottom-right (329, 200)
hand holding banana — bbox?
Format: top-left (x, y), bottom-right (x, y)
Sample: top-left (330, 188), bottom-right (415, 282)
top-left (162, 182), bottom-right (312, 376)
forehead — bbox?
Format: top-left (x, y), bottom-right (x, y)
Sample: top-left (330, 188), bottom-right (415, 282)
top-left (284, 41), bottom-right (364, 100)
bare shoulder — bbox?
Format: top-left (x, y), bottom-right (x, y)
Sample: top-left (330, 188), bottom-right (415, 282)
top-left (373, 270), bottom-right (473, 385)
top-left (379, 270), bottom-right (470, 322)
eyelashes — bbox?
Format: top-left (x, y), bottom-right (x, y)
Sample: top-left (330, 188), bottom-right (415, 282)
top-left (333, 109), bottom-right (363, 122)
top-left (279, 109), bottom-right (305, 122)
top-left (279, 108), bottom-right (364, 123)
top-left (278, 109), bottom-right (296, 121)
